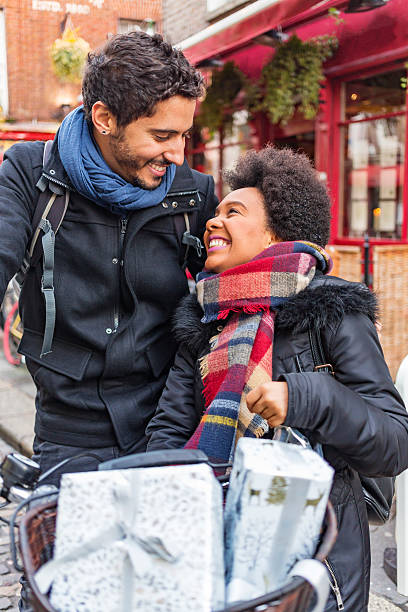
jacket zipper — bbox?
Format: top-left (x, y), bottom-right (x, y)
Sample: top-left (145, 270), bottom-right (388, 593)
top-left (325, 560), bottom-right (344, 610)
top-left (308, 329), bottom-right (320, 366)
top-left (113, 217), bottom-right (128, 333)
top-left (41, 172), bottom-right (70, 190)
top-left (166, 189), bottom-right (198, 196)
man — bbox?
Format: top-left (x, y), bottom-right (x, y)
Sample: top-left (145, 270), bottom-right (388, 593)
top-left (0, 31), bottom-right (217, 483)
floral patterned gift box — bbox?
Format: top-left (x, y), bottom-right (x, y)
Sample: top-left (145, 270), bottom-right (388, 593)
top-left (224, 438), bottom-right (334, 605)
top-left (35, 464), bottom-right (225, 612)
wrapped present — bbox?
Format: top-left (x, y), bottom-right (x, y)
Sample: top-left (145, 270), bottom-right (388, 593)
top-left (224, 438), bottom-right (334, 604)
top-left (35, 464), bottom-right (225, 612)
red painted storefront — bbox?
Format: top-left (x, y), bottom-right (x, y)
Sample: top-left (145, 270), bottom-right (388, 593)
top-left (183, 0), bottom-right (408, 249)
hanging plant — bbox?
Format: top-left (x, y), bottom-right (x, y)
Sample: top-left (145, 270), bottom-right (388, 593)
top-left (259, 34), bottom-right (338, 125)
top-left (50, 27), bottom-right (90, 84)
top-left (198, 61), bottom-right (259, 136)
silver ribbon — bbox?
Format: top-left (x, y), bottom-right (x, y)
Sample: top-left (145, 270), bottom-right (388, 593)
top-left (35, 471), bottom-right (179, 610)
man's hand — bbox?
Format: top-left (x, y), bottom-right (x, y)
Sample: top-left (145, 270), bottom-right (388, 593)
top-left (246, 381), bottom-right (288, 428)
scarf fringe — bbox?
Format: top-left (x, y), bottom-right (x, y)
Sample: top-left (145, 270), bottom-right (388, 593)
top-left (199, 355), bottom-right (213, 407)
top-left (217, 305), bottom-right (270, 320)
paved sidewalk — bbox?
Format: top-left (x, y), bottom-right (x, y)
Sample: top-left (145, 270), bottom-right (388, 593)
top-left (0, 436), bottom-right (22, 612)
top-left (0, 334), bottom-right (405, 610)
top-left (0, 332), bottom-right (35, 456)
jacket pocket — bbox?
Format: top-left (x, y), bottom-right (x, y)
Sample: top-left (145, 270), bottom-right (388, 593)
top-left (145, 335), bottom-right (177, 378)
top-left (18, 328), bottom-right (92, 381)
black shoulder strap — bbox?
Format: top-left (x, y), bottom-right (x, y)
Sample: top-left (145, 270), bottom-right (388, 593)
top-left (170, 162), bottom-right (204, 270)
top-left (308, 328), bottom-right (334, 375)
top-left (30, 140), bottom-right (69, 267)
top-left (173, 212), bottom-right (203, 270)
top-left (16, 140), bottom-right (70, 357)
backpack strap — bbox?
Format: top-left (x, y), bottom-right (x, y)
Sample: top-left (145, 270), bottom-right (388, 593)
top-left (308, 327), bottom-right (334, 375)
top-left (38, 218), bottom-right (56, 357)
top-left (16, 140), bottom-right (70, 357)
top-left (173, 212), bottom-right (204, 270)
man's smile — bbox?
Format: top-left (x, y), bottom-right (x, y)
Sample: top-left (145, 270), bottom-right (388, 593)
top-left (147, 161), bottom-right (169, 177)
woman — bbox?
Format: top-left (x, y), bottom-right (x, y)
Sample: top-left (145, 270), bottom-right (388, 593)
top-left (146, 146), bottom-right (408, 611)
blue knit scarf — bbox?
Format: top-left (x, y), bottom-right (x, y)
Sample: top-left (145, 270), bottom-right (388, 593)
top-left (57, 106), bottom-right (176, 215)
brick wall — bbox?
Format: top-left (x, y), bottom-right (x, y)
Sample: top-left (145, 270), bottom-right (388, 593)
top-left (162, 0), bottom-right (252, 45)
top-left (163, 0), bottom-right (207, 45)
top-left (3, 0), bottom-right (162, 121)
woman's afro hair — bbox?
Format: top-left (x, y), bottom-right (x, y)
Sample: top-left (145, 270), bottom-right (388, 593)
top-left (224, 146), bottom-right (331, 247)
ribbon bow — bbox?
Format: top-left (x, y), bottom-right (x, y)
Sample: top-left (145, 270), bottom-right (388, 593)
top-left (35, 471), bottom-right (179, 610)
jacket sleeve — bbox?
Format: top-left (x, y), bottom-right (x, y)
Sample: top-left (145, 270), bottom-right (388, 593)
top-left (146, 341), bottom-right (201, 450)
top-left (281, 312), bottom-right (408, 477)
top-left (186, 173), bottom-right (218, 278)
top-left (0, 142), bottom-right (43, 302)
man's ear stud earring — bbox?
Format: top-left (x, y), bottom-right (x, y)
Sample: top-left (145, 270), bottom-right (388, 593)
top-left (101, 130), bottom-right (108, 135)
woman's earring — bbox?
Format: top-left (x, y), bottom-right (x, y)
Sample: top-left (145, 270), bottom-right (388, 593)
top-left (101, 130), bottom-right (108, 135)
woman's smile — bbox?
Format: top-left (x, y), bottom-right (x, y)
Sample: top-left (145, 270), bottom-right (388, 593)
top-left (204, 187), bottom-right (274, 273)
top-left (207, 235), bottom-right (231, 252)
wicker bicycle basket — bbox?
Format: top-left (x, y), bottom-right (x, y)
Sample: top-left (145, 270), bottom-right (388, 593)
top-left (19, 499), bottom-right (337, 612)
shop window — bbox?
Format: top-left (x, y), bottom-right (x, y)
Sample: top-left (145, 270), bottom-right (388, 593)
top-left (0, 10), bottom-right (8, 117)
top-left (340, 68), bottom-right (406, 239)
top-left (117, 19), bottom-right (155, 36)
top-left (272, 116), bottom-right (316, 162)
top-left (187, 110), bottom-right (257, 199)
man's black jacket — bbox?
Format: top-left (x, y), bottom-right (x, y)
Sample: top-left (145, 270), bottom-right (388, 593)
top-left (0, 138), bottom-right (217, 451)
top-left (147, 275), bottom-right (408, 611)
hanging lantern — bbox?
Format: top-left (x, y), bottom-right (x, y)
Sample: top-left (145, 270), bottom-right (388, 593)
top-left (346, 0), bottom-right (391, 12)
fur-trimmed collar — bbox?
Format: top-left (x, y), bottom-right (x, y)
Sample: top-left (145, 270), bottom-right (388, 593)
top-left (173, 275), bottom-right (378, 357)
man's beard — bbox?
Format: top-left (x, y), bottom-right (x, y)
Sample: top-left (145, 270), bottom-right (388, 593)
top-left (109, 132), bottom-right (168, 190)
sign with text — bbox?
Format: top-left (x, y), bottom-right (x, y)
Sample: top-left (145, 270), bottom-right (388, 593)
top-left (32, 0), bottom-right (103, 12)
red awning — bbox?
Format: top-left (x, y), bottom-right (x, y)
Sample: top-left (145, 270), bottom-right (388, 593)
top-left (182, 0), bottom-right (331, 65)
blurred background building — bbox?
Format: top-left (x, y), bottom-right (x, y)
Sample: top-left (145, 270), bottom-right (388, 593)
top-left (0, 0), bottom-right (161, 155)
top-left (164, 0), bottom-right (408, 376)
top-left (0, 0), bottom-right (407, 376)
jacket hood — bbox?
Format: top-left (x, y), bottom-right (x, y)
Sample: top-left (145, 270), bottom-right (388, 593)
top-left (173, 276), bottom-right (378, 356)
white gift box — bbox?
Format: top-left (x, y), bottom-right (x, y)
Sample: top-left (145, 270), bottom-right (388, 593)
top-left (36, 464), bottom-right (225, 612)
top-left (224, 438), bottom-right (334, 604)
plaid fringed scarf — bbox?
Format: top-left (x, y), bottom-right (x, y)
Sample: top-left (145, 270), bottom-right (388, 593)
top-left (184, 241), bottom-right (332, 462)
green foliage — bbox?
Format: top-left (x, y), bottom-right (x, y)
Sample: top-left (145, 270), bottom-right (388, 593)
top-left (258, 34), bottom-right (338, 125)
top-left (197, 34), bottom-right (338, 133)
top-left (328, 7), bottom-right (345, 25)
top-left (401, 63), bottom-right (408, 89)
top-left (50, 28), bottom-right (90, 84)
top-left (198, 62), bottom-right (258, 135)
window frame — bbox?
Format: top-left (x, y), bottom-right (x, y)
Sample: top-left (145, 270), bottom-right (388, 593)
top-left (330, 62), bottom-right (408, 245)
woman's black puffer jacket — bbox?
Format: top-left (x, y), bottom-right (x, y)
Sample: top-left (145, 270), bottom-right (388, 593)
top-left (146, 273), bottom-right (408, 611)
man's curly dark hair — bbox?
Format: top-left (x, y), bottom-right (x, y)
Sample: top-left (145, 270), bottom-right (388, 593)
top-left (224, 146), bottom-right (331, 247)
top-left (82, 31), bottom-right (205, 128)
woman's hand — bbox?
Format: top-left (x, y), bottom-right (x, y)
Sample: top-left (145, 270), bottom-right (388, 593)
top-left (246, 381), bottom-right (288, 428)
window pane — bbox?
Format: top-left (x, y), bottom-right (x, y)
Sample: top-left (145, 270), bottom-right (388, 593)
top-left (0, 10), bottom-right (8, 116)
top-left (221, 111), bottom-right (252, 197)
top-left (117, 19), bottom-right (155, 35)
top-left (342, 116), bottom-right (405, 239)
top-left (273, 131), bottom-right (315, 161)
top-left (345, 69), bottom-right (406, 121)
top-left (188, 111), bottom-right (255, 197)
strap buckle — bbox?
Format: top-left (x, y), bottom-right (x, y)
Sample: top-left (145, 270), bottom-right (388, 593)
top-left (41, 277), bottom-right (54, 292)
top-left (182, 232), bottom-right (203, 257)
top-left (314, 363), bottom-right (335, 375)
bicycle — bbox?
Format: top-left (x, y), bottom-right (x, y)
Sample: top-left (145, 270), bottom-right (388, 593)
top-left (0, 449), bottom-right (337, 612)
top-left (1, 280), bottom-right (23, 366)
